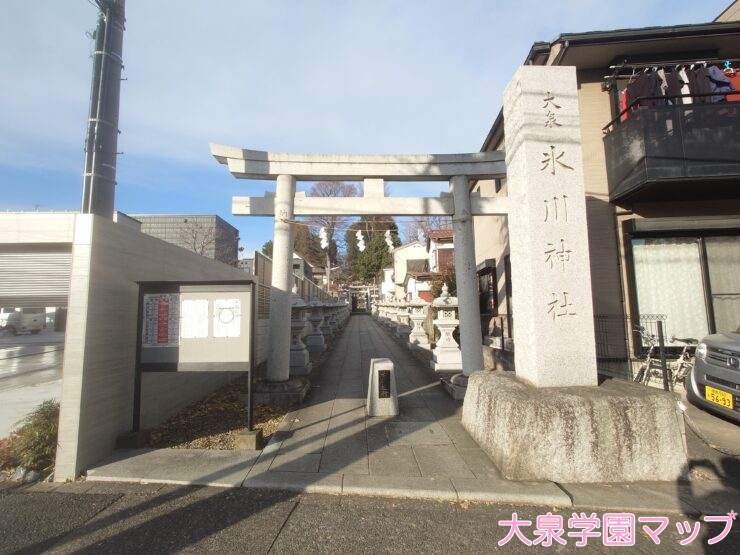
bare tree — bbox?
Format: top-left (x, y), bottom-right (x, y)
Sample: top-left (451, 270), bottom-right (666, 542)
top-left (400, 215), bottom-right (453, 244)
top-left (306, 181), bottom-right (360, 290)
top-left (180, 221), bottom-right (238, 266)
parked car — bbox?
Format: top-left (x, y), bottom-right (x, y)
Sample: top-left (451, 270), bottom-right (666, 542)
top-left (1, 308), bottom-right (45, 335)
top-left (686, 330), bottom-right (740, 425)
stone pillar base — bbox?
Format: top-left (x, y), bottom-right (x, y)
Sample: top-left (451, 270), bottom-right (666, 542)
top-left (462, 372), bottom-right (688, 483)
top-left (430, 356), bottom-right (463, 373)
top-left (235, 428), bottom-right (263, 450)
top-left (290, 351), bottom-right (312, 376)
top-left (306, 342), bottom-right (326, 353)
top-left (254, 378), bottom-right (310, 407)
top-left (441, 375), bottom-right (467, 401)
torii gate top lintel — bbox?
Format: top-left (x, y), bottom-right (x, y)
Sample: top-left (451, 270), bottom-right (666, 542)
top-left (209, 143), bottom-right (506, 182)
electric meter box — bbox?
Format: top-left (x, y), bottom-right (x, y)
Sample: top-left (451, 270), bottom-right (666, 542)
top-left (136, 281), bottom-right (254, 373)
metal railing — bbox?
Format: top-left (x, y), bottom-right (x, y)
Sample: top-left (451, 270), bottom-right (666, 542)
top-left (593, 313), bottom-right (668, 381)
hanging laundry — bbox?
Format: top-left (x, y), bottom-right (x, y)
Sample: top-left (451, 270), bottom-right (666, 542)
top-left (706, 65), bottom-right (736, 102)
top-left (724, 68), bottom-right (740, 101)
top-left (620, 88), bottom-right (628, 121)
top-left (665, 72), bottom-right (679, 103)
top-left (678, 68), bottom-right (692, 104)
top-left (688, 67), bottom-right (715, 103)
top-left (657, 69), bottom-right (670, 96)
top-left (625, 71), bottom-right (664, 109)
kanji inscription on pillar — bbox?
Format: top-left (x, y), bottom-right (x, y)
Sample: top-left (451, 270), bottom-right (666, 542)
top-left (504, 65), bottom-right (598, 387)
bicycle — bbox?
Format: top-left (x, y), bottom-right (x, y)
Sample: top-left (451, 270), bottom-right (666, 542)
top-left (667, 335), bottom-right (697, 388)
top-left (633, 327), bottom-right (661, 385)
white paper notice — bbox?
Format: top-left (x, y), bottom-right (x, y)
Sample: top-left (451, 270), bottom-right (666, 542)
top-left (213, 298), bottom-right (241, 338)
top-left (181, 299), bottom-right (209, 339)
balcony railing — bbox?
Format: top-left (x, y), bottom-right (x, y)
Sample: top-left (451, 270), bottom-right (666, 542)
top-left (603, 93), bottom-right (740, 206)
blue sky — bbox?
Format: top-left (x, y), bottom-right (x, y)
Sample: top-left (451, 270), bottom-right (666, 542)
top-left (0, 1), bottom-right (731, 256)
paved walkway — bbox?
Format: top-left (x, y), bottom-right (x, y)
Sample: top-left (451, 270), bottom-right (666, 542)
top-left (87, 315), bottom-right (739, 512)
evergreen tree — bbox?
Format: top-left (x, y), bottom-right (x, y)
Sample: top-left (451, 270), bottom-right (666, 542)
top-left (354, 225), bottom-right (401, 282)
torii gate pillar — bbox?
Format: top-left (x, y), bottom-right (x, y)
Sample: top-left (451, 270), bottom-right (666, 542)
top-left (267, 174), bottom-right (296, 382)
top-left (450, 175), bottom-right (484, 386)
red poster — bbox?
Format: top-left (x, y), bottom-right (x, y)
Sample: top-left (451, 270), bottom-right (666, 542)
top-left (157, 298), bottom-right (169, 344)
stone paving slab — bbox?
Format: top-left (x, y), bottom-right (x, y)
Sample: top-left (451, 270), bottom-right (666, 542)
top-left (412, 445), bottom-right (476, 479)
top-left (369, 445), bottom-right (422, 477)
top-left (384, 421), bottom-right (453, 446)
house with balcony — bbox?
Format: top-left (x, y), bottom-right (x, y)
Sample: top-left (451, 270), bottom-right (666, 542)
top-left (473, 6), bottom-right (740, 377)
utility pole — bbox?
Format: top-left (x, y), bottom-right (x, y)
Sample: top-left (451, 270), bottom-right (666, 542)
top-left (81, 0), bottom-right (126, 218)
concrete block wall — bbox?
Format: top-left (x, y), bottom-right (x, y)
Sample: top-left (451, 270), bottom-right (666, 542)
top-left (55, 215), bottom-right (253, 480)
top-left (254, 319), bottom-right (270, 365)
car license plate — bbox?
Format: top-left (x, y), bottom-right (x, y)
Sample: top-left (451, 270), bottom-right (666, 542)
top-left (705, 386), bottom-right (734, 410)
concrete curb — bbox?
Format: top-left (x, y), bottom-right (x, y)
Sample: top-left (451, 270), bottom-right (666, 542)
top-left (85, 467), bottom-right (740, 513)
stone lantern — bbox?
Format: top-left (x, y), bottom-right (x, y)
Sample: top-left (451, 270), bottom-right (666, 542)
top-left (306, 298), bottom-right (326, 353)
top-left (385, 299), bottom-right (397, 329)
top-left (290, 287), bottom-right (312, 376)
top-left (408, 295), bottom-right (431, 350)
top-left (430, 284), bottom-right (463, 372)
top-left (377, 299), bottom-right (386, 323)
top-left (328, 301), bottom-right (339, 334)
top-left (370, 293), bottom-right (379, 318)
top-left (395, 301), bottom-right (411, 342)
top-left (319, 300), bottom-right (334, 342)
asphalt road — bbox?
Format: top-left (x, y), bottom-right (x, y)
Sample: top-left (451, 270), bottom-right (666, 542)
top-left (0, 482), bottom-right (737, 554)
top-left (0, 331), bottom-right (64, 436)
top-left (0, 345), bottom-right (63, 391)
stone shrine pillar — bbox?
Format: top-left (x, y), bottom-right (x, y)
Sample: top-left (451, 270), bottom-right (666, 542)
top-left (267, 174), bottom-right (296, 382)
top-left (504, 66), bottom-right (597, 388)
top-left (430, 284), bottom-right (463, 373)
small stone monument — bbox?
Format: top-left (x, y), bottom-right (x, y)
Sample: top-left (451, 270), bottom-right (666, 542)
top-left (289, 286), bottom-right (312, 376)
top-left (366, 358), bottom-right (398, 417)
top-left (430, 284), bottom-right (463, 373)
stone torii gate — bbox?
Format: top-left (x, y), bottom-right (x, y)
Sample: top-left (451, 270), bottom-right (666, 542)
top-left (210, 66), bottom-right (687, 485)
top-left (210, 146), bottom-right (509, 397)
top-left (210, 66), bottom-right (602, 401)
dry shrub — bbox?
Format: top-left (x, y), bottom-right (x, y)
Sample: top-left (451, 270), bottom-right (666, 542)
top-left (12, 400), bottom-right (60, 473)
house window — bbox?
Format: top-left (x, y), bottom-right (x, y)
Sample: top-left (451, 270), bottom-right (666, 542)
top-left (632, 238), bottom-right (709, 341)
top-left (705, 236), bottom-right (740, 334)
top-left (631, 234), bottom-right (740, 339)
